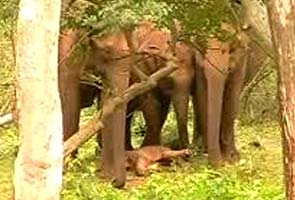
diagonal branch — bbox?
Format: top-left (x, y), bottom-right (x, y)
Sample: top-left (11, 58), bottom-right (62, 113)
top-left (64, 63), bottom-right (177, 158)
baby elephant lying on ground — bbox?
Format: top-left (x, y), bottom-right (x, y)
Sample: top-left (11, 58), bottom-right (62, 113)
top-left (125, 146), bottom-right (191, 176)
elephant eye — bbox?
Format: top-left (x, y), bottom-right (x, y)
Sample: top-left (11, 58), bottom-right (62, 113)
top-left (229, 48), bottom-right (235, 54)
top-left (148, 45), bottom-right (160, 51)
top-left (221, 48), bottom-right (228, 54)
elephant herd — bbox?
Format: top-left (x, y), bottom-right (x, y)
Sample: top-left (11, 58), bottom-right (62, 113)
top-left (58, 21), bottom-right (266, 186)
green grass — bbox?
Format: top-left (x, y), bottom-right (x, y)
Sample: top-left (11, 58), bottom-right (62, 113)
top-left (0, 107), bottom-right (284, 200)
top-left (59, 117), bottom-right (284, 200)
top-left (0, 104), bottom-right (284, 200)
top-left (0, 125), bottom-right (18, 200)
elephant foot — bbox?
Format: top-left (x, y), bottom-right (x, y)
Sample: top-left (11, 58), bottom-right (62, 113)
top-left (99, 172), bottom-right (126, 188)
top-left (208, 150), bottom-right (223, 167)
top-left (112, 178), bottom-right (126, 188)
top-left (222, 147), bottom-right (240, 164)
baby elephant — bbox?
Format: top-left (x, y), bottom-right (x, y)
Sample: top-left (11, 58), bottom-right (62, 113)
top-left (125, 146), bottom-right (191, 176)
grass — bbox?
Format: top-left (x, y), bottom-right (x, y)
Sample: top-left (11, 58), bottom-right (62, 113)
top-left (61, 109), bottom-right (285, 200)
top-left (0, 108), bottom-right (285, 199)
top-left (0, 125), bottom-right (18, 200)
top-left (0, 7), bottom-right (283, 199)
top-left (0, 111), bottom-right (285, 200)
top-left (0, 26), bottom-right (283, 199)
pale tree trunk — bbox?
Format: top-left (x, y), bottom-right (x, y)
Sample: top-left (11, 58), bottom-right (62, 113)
top-left (14, 0), bottom-right (62, 200)
top-left (240, 0), bottom-right (273, 57)
top-left (267, 1), bottom-right (295, 199)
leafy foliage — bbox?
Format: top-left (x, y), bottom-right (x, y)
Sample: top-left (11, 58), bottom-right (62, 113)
top-left (63, 0), bottom-right (236, 47)
top-left (0, 0), bottom-right (18, 113)
top-left (0, 0), bottom-right (18, 36)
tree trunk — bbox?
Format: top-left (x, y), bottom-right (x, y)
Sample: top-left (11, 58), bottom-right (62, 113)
top-left (240, 0), bottom-right (273, 57)
top-left (267, 1), bottom-right (295, 199)
top-left (14, 0), bottom-right (62, 199)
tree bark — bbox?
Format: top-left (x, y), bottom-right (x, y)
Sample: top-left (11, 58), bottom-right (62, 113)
top-left (267, 1), bottom-right (295, 199)
top-left (14, 0), bottom-right (62, 200)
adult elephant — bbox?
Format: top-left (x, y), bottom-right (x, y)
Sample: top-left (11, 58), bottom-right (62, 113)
top-left (87, 21), bottom-right (195, 150)
top-left (58, 22), bottom-right (194, 186)
top-left (192, 31), bottom-right (266, 166)
top-left (58, 29), bottom-right (131, 187)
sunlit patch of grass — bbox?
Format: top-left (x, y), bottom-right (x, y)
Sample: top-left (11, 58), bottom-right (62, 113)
top-left (0, 91), bottom-right (284, 200)
top-left (0, 125), bottom-right (18, 200)
top-left (60, 120), bottom-right (284, 200)
top-left (0, 29), bottom-right (15, 114)
top-left (0, 107), bottom-right (285, 200)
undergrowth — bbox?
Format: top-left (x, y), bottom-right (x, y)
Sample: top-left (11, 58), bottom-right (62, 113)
top-left (0, 108), bottom-right (284, 200)
top-left (60, 109), bottom-right (284, 200)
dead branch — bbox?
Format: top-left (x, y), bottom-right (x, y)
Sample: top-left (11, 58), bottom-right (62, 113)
top-left (64, 64), bottom-right (177, 158)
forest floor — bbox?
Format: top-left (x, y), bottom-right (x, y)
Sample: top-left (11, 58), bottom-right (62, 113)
top-left (0, 107), bottom-right (284, 200)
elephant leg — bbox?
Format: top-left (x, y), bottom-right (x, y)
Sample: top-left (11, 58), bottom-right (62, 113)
top-left (172, 81), bottom-right (191, 148)
top-left (205, 67), bottom-right (226, 166)
top-left (220, 65), bottom-right (246, 163)
top-left (59, 71), bottom-right (81, 141)
top-left (141, 92), bottom-right (166, 146)
top-left (58, 30), bottom-right (82, 141)
top-left (101, 63), bottom-right (129, 188)
top-left (192, 65), bottom-right (208, 151)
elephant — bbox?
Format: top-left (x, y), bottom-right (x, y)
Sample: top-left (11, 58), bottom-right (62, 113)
top-left (192, 32), bottom-right (267, 166)
top-left (125, 145), bottom-right (191, 176)
top-left (59, 25), bottom-right (266, 174)
top-left (87, 21), bottom-right (195, 150)
top-left (58, 29), bottom-right (130, 187)
top-left (58, 22), bottom-right (195, 187)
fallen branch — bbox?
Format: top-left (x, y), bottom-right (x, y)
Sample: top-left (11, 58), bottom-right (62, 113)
top-left (64, 64), bottom-right (177, 158)
top-left (0, 113), bottom-right (13, 127)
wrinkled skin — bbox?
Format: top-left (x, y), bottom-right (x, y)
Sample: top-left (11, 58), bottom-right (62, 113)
top-left (192, 35), bottom-right (266, 166)
top-left (58, 30), bottom-right (129, 187)
top-left (88, 31), bottom-right (131, 187)
top-left (125, 146), bottom-right (191, 176)
top-left (126, 42), bottom-right (195, 149)
top-left (59, 23), bottom-right (193, 186)
top-left (89, 22), bottom-right (195, 150)
top-left (58, 30), bottom-right (86, 141)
